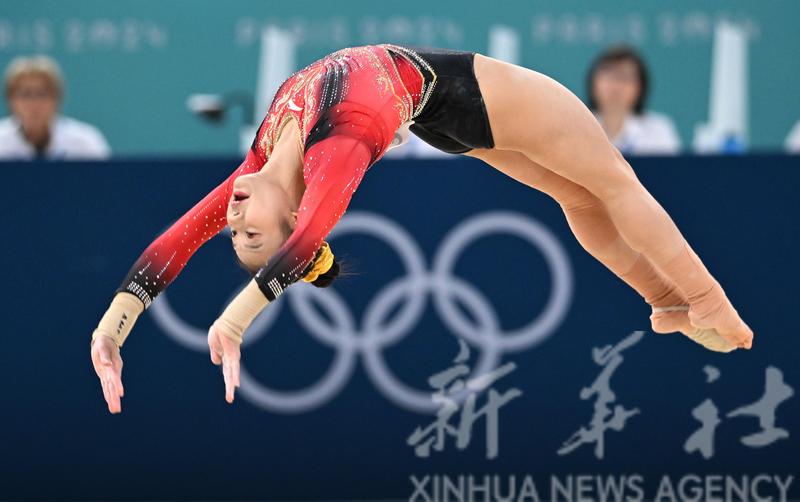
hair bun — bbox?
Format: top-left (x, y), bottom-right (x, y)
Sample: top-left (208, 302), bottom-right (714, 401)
top-left (311, 259), bottom-right (340, 288)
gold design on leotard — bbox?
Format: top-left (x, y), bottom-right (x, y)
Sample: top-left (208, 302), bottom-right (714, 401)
top-left (360, 48), bottom-right (392, 98)
top-left (393, 101), bottom-right (408, 124)
top-left (380, 46), bottom-right (417, 123)
top-left (302, 67), bottom-right (327, 137)
top-left (375, 73), bottom-right (391, 96)
top-left (256, 45), bottom-right (423, 160)
top-left (274, 114), bottom-right (305, 155)
top-left (382, 44), bottom-right (438, 119)
top-left (366, 47), bottom-right (418, 123)
top-left (259, 66), bottom-right (323, 156)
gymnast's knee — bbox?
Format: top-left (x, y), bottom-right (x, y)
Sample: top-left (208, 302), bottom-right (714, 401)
top-left (586, 163), bottom-right (643, 204)
top-left (554, 183), bottom-right (603, 213)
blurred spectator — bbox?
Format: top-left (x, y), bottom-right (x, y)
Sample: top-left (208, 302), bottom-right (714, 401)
top-left (587, 45), bottom-right (680, 155)
top-left (0, 56), bottom-right (110, 160)
top-left (785, 121), bottom-right (800, 154)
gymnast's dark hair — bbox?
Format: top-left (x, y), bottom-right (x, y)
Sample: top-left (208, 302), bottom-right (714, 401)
top-left (306, 259), bottom-right (340, 288)
top-left (586, 44), bottom-right (650, 115)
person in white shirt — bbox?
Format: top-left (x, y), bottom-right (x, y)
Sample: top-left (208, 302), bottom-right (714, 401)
top-left (586, 45), bottom-right (681, 156)
top-left (785, 121), bottom-right (800, 154)
top-left (0, 55), bottom-right (110, 160)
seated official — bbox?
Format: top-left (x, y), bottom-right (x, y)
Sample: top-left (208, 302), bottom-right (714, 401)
top-left (0, 55), bottom-right (110, 160)
top-left (586, 45), bottom-right (680, 156)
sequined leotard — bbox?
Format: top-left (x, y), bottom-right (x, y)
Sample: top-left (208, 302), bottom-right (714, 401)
top-left (116, 45), bottom-right (432, 306)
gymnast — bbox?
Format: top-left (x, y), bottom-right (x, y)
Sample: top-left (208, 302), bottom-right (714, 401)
top-left (90, 44), bottom-right (753, 413)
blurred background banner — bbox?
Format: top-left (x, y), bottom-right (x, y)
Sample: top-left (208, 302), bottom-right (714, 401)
top-left (1, 155), bottom-right (798, 501)
top-left (1, 0), bottom-right (799, 155)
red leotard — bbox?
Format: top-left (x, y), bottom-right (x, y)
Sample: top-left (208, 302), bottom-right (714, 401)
top-left (117, 45), bottom-right (425, 306)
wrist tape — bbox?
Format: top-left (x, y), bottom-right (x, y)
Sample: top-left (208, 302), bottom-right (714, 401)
top-left (91, 292), bottom-right (145, 348)
top-left (214, 280), bottom-right (269, 344)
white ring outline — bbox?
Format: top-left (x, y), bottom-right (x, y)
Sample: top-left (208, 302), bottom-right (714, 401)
top-left (151, 210), bottom-right (573, 413)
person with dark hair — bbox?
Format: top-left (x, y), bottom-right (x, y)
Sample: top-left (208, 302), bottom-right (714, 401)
top-left (90, 44), bottom-right (753, 414)
top-left (587, 45), bottom-right (680, 155)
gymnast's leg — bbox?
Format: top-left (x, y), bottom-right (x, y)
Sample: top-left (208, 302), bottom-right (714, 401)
top-left (466, 148), bottom-right (693, 335)
top-left (472, 54), bottom-right (752, 349)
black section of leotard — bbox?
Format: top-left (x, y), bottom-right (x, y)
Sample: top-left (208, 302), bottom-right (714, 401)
top-left (390, 46), bottom-right (495, 154)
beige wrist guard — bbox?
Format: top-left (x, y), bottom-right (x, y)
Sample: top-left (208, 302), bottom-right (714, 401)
top-left (91, 292), bottom-right (145, 348)
top-left (213, 280), bottom-right (269, 344)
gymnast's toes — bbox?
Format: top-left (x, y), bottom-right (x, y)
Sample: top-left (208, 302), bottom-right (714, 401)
top-left (688, 305), bottom-right (753, 349)
top-left (683, 328), bottom-right (738, 353)
top-left (650, 305), bottom-right (746, 352)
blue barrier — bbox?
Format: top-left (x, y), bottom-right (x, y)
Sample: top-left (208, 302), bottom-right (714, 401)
top-left (0, 155), bottom-right (798, 501)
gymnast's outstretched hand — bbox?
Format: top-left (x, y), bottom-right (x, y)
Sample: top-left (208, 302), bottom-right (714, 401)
top-left (90, 335), bottom-right (125, 414)
top-left (208, 323), bottom-right (242, 404)
top-left (90, 293), bottom-right (143, 414)
top-left (207, 280), bottom-right (269, 404)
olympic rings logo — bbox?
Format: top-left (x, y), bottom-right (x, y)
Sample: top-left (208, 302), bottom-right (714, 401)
top-left (149, 211), bottom-right (574, 413)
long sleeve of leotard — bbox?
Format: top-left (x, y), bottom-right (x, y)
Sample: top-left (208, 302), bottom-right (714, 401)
top-left (117, 45), bottom-right (413, 307)
top-left (253, 139), bottom-right (374, 300)
top-left (115, 150), bottom-right (264, 308)
top-left (255, 53), bottom-right (406, 301)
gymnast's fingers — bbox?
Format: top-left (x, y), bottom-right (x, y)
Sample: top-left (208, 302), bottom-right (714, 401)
top-left (222, 356), bottom-right (236, 403)
top-left (233, 358), bottom-right (240, 388)
top-left (208, 328), bottom-right (223, 365)
top-left (113, 368), bottom-right (125, 398)
top-left (100, 377), bottom-right (112, 409)
top-left (103, 368), bottom-right (122, 414)
top-left (92, 337), bottom-right (124, 413)
top-left (109, 347), bottom-right (125, 397)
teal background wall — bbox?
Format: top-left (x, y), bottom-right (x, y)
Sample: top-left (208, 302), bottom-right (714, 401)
top-left (2, 0), bottom-right (798, 156)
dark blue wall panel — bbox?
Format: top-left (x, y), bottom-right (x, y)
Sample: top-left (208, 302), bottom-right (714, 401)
top-left (0, 155), bottom-right (798, 501)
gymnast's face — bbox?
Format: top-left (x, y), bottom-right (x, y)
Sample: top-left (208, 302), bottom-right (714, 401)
top-left (227, 173), bottom-right (296, 273)
top-left (592, 59), bottom-right (641, 115)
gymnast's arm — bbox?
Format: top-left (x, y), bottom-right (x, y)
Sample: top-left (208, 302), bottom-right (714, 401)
top-left (209, 130), bottom-right (382, 402)
top-left (89, 150), bottom-right (264, 412)
top-left (213, 133), bottom-right (376, 339)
